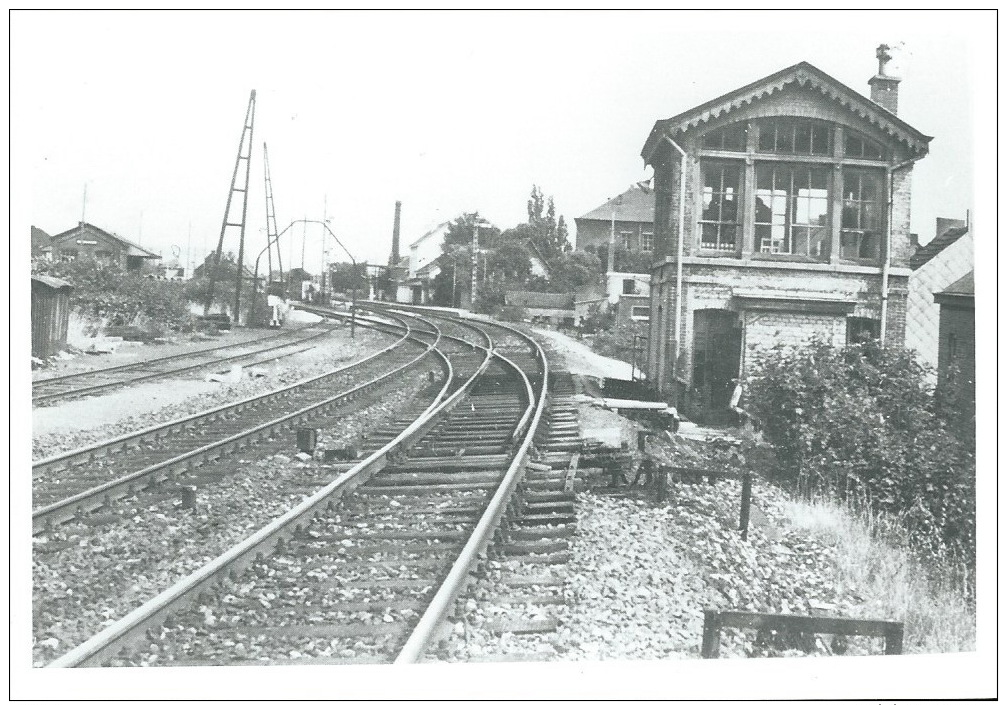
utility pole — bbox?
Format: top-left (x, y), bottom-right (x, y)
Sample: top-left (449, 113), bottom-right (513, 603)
top-left (81, 183), bottom-right (88, 223)
top-left (471, 221), bottom-right (479, 310)
top-left (319, 196), bottom-right (327, 302)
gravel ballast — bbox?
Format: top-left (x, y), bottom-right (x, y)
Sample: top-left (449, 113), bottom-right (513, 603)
top-left (32, 362), bottom-right (439, 666)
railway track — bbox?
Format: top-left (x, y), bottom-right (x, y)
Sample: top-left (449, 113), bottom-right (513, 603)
top-left (32, 312), bottom-right (436, 533)
top-left (44, 306), bottom-right (552, 667)
top-left (32, 323), bottom-right (332, 406)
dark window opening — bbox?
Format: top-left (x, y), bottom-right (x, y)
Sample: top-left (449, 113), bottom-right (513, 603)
top-left (847, 317), bottom-right (880, 344)
top-left (840, 169), bottom-right (883, 261)
top-left (622, 279), bottom-right (637, 295)
top-left (947, 333), bottom-right (958, 360)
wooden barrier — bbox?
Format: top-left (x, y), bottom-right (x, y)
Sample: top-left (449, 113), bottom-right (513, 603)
top-left (701, 610), bottom-right (904, 658)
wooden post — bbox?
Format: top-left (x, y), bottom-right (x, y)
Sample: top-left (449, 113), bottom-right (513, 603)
top-left (701, 610), bottom-right (721, 658)
top-left (656, 465), bottom-right (668, 502)
top-left (884, 622), bottom-right (904, 655)
top-left (296, 427), bottom-right (318, 454)
top-left (739, 470), bottom-right (752, 540)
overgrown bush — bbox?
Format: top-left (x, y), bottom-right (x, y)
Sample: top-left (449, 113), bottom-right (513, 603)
top-left (34, 258), bottom-right (191, 334)
top-left (746, 339), bottom-right (976, 570)
top-left (591, 319), bottom-right (649, 368)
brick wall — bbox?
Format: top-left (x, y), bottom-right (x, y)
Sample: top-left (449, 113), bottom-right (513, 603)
top-left (743, 311), bottom-right (846, 375)
top-left (936, 302), bottom-right (975, 404)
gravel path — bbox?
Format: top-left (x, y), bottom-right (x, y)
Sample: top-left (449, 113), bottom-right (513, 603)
top-left (32, 366), bottom-right (438, 666)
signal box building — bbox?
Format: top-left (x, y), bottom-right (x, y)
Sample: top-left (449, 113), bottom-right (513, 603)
top-left (642, 48), bottom-right (931, 421)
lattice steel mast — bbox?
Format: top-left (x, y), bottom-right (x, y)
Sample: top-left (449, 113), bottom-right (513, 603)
top-left (262, 142), bottom-right (283, 286)
top-left (204, 89), bottom-right (257, 321)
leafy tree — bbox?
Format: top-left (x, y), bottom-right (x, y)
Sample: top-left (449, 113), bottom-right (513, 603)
top-left (443, 212), bottom-right (501, 248)
top-left (522, 185), bottom-right (571, 262)
top-left (588, 243), bottom-right (653, 273)
top-left (546, 249), bottom-right (603, 292)
top-left (485, 240), bottom-right (533, 285)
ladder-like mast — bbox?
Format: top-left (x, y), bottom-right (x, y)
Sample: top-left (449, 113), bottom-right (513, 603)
top-left (263, 142), bottom-right (283, 286)
top-left (204, 89), bottom-right (257, 322)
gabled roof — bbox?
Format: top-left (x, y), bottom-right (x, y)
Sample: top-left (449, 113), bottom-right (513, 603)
top-left (934, 271), bottom-right (974, 302)
top-left (31, 226), bottom-right (51, 249)
top-left (51, 222), bottom-right (161, 259)
top-left (408, 222), bottom-right (452, 250)
top-left (910, 225), bottom-right (970, 270)
top-left (576, 181), bottom-right (655, 224)
top-left (642, 61), bottom-right (932, 162)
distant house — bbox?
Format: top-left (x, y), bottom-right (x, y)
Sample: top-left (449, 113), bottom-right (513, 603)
top-left (505, 291), bottom-right (576, 327)
top-left (574, 181), bottom-right (656, 255)
top-left (575, 271), bottom-right (652, 327)
top-left (906, 217), bottom-right (973, 374)
top-left (48, 222), bottom-right (161, 272)
top-left (933, 271), bottom-right (974, 412)
top-left (31, 226), bottom-right (52, 259)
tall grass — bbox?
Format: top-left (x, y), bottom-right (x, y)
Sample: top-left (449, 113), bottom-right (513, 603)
top-left (781, 494), bottom-right (975, 654)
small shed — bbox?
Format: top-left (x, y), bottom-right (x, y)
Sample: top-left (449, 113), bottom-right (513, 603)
top-left (31, 275), bottom-right (73, 358)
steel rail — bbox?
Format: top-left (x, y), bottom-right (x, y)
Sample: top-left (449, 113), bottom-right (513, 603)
top-left (32, 324), bottom-right (310, 386)
top-left (46, 317), bottom-right (501, 667)
top-left (32, 325), bottom-right (333, 405)
top-left (33, 318), bottom-right (429, 533)
top-left (33, 314), bottom-right (414, 479)
top-left (393, 317), bottom-right (549, 663)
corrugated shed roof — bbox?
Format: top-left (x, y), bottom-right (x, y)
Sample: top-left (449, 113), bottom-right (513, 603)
top-left (641, 61), bottom-right (932, 163)
top-left (32, 274), bottom-right (73, 290)
top-left (576, 182), bottom-right (655, 223)
top-left (910, 225), bottom-right (970, 270)
top-left (505, 291), bottom-right (575, 309)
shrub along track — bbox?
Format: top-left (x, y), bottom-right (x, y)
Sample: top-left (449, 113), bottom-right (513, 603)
top-left (43, 304), bottom-right (552, 667)
top-left (32, 323), bottom-right (331, 406)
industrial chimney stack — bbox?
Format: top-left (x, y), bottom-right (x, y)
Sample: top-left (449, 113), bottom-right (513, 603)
top-left (389, 200), bottom-right (402, 266)
top-left (868, 43), bottom-right (901, 115)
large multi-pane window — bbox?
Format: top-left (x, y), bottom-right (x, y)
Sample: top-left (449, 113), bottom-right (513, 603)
top-left (700, 162), bottom-right (741, 251)
top-left (757, 119), bottom-right (832, 156)
top-left (840, 170), bottom-right (882, 260)
top-left (620, 232), bottom-right (633, 250)
top-left (755, 165), bottom-right (830, 260)
top-left (695, 120), bottom-right (887, 263)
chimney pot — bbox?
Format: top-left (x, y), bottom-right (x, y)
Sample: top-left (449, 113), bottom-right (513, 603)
top-left (868, 43), bottom-right (901, 115)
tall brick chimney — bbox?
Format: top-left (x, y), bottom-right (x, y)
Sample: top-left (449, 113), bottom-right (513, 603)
top-left (868, 43), bottom-right (901, 115)
top-left (389, 200), bottom-right (401, 266)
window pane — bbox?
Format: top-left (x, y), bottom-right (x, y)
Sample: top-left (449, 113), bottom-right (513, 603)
top-left (808, 197), bottom-right (829, 226)
top-left (758, 125), bottom-right (775, 151)
top-left (793, 226), bottom-right (810, 255)
top-left (864, 141), bottom-right (883, 159)
top-left (720, 224), bottom-right (736, 247)
top-left (810, 168), bottom-right (828, 190)
top-left (794, 124), bottom-right (811, 153)
top-left (721, 193), bottom-right (737, 222)
top-left (845, 133), bottom-right (863, 158)
top-left (702, 132), bottom-right (722, 149)
top-left (861, 202), bottom-right (879, 230)
top-left (811, 126), bottom-right (831, 155)
top-left (704, 166), bottom-right (722, 188)
top-left (840, 231), bottom-right (859, 259)
top-left (776, 124), bottom-right (793, 152)
top-left (723, 124), bottom-right (745, 151)
top-left (809, 229), bottom-right (830, 260)
top-left (756, 166), bottom-right (773, 190)
top-left (859, 232), bottom-right (879, 259)
top-left (842, 204), bottom-right (859, 229)
top-left (702, 188), bottom-right (717, 220)
top-left (756, 224), bottom-right (771, 250)
top-left (701, 223), bottom-right (720, 247)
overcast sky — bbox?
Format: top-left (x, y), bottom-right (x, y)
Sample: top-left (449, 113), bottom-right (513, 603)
top-left (13, 10), bottom-right (985, 275)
